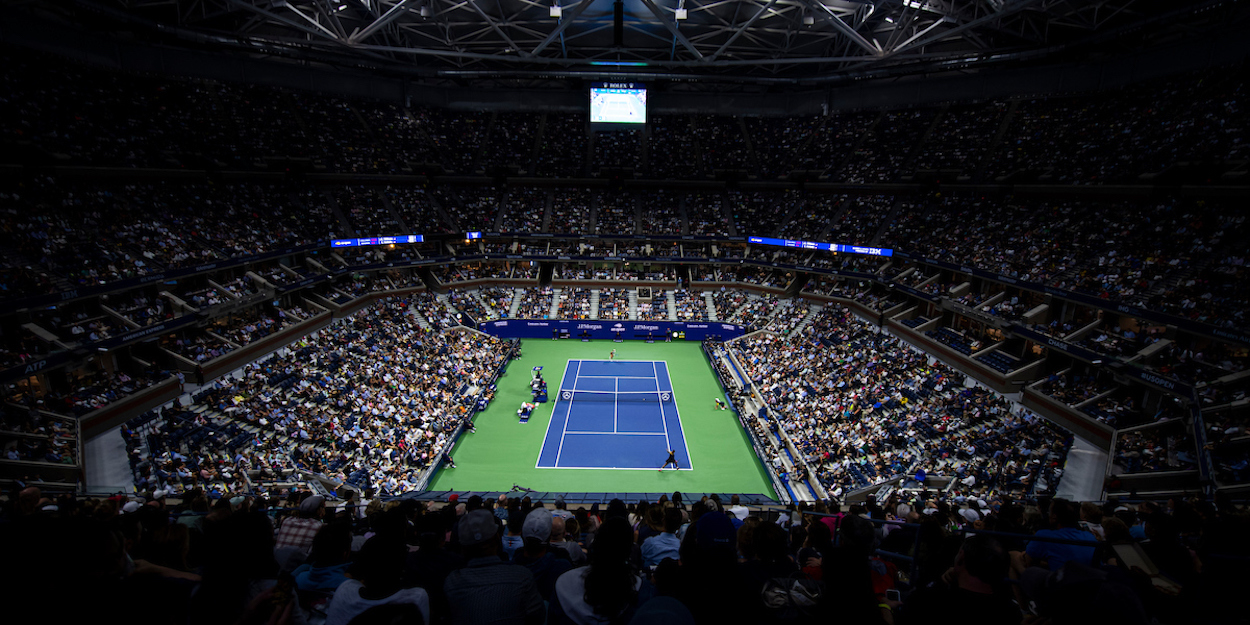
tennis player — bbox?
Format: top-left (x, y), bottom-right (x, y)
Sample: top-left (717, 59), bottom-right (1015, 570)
top-left (609, 349), bottom-right (616, 361)
top-left (659, 449), bottom-right (679, 471)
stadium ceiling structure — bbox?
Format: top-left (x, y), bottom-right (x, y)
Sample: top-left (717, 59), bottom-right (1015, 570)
top-left (65, 0), bottom-right (1247, 83)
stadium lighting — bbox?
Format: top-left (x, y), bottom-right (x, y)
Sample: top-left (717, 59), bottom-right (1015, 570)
top-left (676, 0), bottom-right (687, 19)
top-left (550, 4), bottom-right (562, 18)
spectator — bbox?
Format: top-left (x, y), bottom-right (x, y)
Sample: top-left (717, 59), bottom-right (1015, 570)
top-left (550, 516), bottom-right (587, 565)
top-left (274, 494), bottom-right (326, 552)
top-left (1023, 499), bottom-right (1098, 571)
top-left (512, 507), bottom-right (573, 601)
top-left (293, 522), bottom-right (354, 593)
top-left (443, 509), bottom-right (545, 625)
top-left (551, 517), bottom-right (654, 624)
top-left (640, 507), bottom-right (682, 568)
top-left (325, 535), bottom-right (430, 625)
top-left (897, 534), bottom-right (1021, 624)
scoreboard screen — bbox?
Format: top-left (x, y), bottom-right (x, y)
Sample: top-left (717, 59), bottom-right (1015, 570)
top-left (748, 236), bottom-right (892, 257)
top-left (591, 82), bottom-right (647, 125)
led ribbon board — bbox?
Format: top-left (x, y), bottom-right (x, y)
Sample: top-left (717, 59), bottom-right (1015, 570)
top-left (748, 236), bottom-right (893, 257)
top-left (331, 235), bottom-right (426, 248)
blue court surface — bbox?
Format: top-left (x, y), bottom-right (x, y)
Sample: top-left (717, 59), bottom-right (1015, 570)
top-left (536, 360), bottom-right (692, 470)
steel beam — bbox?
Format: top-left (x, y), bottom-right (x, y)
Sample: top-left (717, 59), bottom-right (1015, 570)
top-left (223, 0), bottom-right (344, 41)
top-left (349, 0), bottom-right (419, 43)
top-left (706, 0), bottom-right (779, 62)
top-left (800, 0), bottom-right (879, 55)
top-left (639, 0), bottom-right (705, 60)
top-left (463, 0), bottom-right (525, 54)
top-left (530, 0), bottom-right (596, 56)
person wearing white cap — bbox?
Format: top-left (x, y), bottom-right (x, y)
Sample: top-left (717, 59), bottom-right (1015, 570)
top-left (275, 494), bottom-right (326, 552)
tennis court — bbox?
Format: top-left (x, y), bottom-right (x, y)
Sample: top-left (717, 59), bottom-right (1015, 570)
top-left (427, 340), bottom-right (775, 497)
top-left (536, 360), bottom-right (691, 470)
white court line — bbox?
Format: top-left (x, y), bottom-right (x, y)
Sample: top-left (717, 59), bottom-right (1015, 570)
top-left (576, 375), bottom-right (659, 379)
top-left (552, 360), bottom-right (581, 468)
top-left (545, 466), bottom-right (693, 471)
top-left (653, 361), bottom-right (672, 454)
top-left (614, 377), bottom-right (619, 433)
top-left (563, 431), bottom-right (668, 436)
top-left (656, 360), bottom-right (695, 470)
top-left (576, 359), bottom-right (664, 363)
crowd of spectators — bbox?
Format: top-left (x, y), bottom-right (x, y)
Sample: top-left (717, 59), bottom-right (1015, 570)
top-left (671, 289), bottom-right (708, 321)
top-left (3, 478), bottom-right (1244, 625)
top-left (334, 187), bottom-right (401, 237)
top-left (385, 187), bottom-right (451, 234)
top-left (734, 294), bottom-right (780, 328)
top-left (838, 109), bottom-right (937, 183)
top-left (536, 113), bottom-right (588, 177)
top-left (480, 112), bottom-right (540, 173)
top-left (6, 366), bottom-right (168, 417)
top-left (686, 192), bottom-right (730, 236)
top-left (1, 405), bottom-right (77, 466)
top-left (163, 331), bottom-right (238, 365)
top-left (597, 288), bottom-right (630, 320)
top-left (515, 287), bottom-right (553, 319)
top-left (473, 287), bottom-right (516, 320)
top-left (214, 307), bottom-right (310, 348)
top-left (636, 290), bottom-right (670, 321)
top-left (911, 102), bottom-right (1008, 174)
top-left (410, 292), bottom-right (458, 330)
top-left (728, 190), bottom-right (799, 237)
top-left (1114, 422), bottom-right (1199, 474)
top-left (130, 297), bottom-right (506, 499)
top-left (638, 190), bottom-right (685, 235)
top-left (556, 288), bottom-right (592, 320)
top-left (593, 129), bottom-right (642, 170)
top-left (732, 304), bottom-right (1072, 501)
top-left (6, 47), bottom-right (1249, 188)
top-left (548, 189), bottom-right (591, 235)
top-left (594, 192), bottom-right (636, 235)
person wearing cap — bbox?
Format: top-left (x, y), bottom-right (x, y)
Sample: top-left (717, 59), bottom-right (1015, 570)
top-left (444, 509), bottom-right (545, 624)
top-left (512, 507), bottom-right (573, 601)
top-left (552, 496), bottom-right (574, 520)
top-left (274, 494), bottom-right (326, 551)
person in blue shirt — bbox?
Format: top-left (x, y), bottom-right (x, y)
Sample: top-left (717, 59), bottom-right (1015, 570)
top-left (293, 522), bottom-right (354, 593)
top-left (640, 507), bottom-right (683, 568)
top-left (1024, 499), bottom-right (1098, 571)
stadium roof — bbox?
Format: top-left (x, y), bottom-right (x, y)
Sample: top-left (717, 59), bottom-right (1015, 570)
top-left (43, 0), bottom-right (1250, 85)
